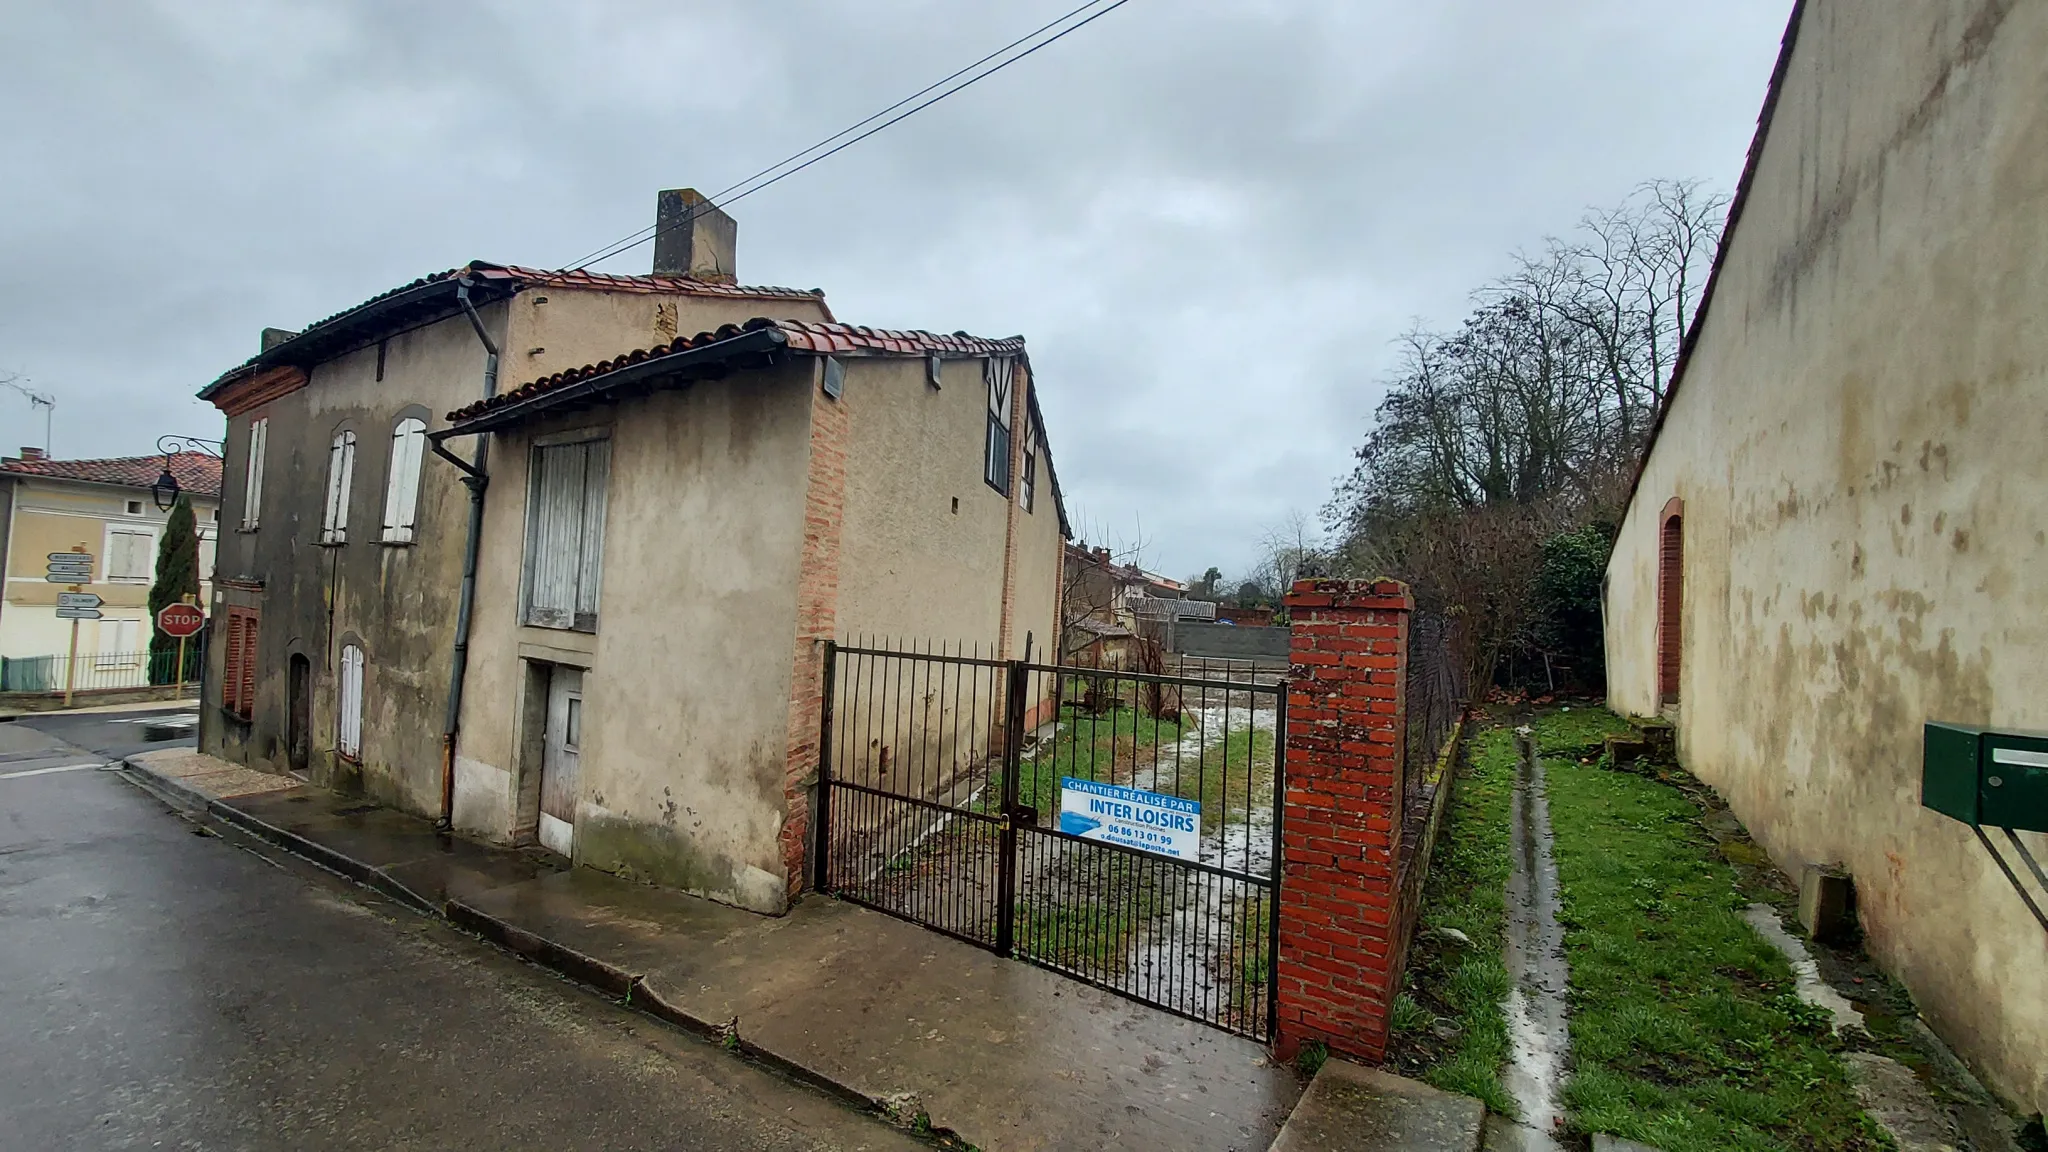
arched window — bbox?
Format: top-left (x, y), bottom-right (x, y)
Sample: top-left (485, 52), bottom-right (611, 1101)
top-left (1656, 500), bottom-right (1684, 706)
top-left (337, 644), bottom-right (364, 761)
top-left (381, 417), bottom-right (428, 543)
top-left (320, 429), bottom-right (356, 544)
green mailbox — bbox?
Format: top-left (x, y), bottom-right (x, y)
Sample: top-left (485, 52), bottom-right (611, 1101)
top-left (1923, 722), bottom-right (2048, 832)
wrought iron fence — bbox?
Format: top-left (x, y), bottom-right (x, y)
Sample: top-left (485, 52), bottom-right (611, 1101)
top-left (1403, 611), bottom-right (1471, 818)
top-left (817, 639), bottom-right (1284, 1040)
top-left (0, 642), bottom-right (205, 695)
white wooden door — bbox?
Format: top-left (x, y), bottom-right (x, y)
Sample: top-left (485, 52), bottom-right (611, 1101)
top-left (539, 667), bottom-right (584, 857)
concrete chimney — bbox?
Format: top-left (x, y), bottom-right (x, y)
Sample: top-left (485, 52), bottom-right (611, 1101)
top-left (18, 446), bottom-right (46, 461)
top-left (260, 327), bottom-right (299, 352)
top-left (652, 188), bottom-right (737, 283)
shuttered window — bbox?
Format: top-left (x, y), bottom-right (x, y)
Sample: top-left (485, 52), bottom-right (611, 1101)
top-left (241, 418), bottom-right (268, 530)
top-left (337, 644), bottom-right (364, 760)
top-left (522, 438), bottom-right (611, 632)
top-left (1656, 513), bottom-right (1683, 705)
top-left (222, 607), bottom-right (259, 720)
top-left (106, 529), bottom-right (155, 581)
top-left (381, 417), bottom-right (427, 543)
top-left (984, 357), bottom-right (1012, 495)
top-left (321, 430), bottom-right (356, 544)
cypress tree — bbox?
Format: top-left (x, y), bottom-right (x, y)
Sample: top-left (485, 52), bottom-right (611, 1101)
top-left (148, 496), bottom-right (201, 684)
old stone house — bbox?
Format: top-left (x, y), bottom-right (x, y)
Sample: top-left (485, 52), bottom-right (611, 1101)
top-left (1602, 0), bottom-right (2046, 1112)
top-left (197, 190), bottom-right (1067, 914)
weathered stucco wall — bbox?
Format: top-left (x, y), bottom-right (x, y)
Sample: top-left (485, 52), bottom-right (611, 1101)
top-left (453, 362), bottom-right (816, 913)
top-left (836, 356), bottom-right (1011, 648)
top-left (202, 303), bottom-right (505, 810)
top-left (198, 281), bottom-right (833, 818)
top-left (1605, 0), bottom-right (2048, 1110)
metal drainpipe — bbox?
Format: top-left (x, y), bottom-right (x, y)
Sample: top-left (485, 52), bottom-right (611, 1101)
top-left (438, 279), bottom-right (499, 832)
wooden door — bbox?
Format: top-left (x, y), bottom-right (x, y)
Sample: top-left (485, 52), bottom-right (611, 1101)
top-left (538, 667), bottom-right (584, 857)
top-left (287, 654), bottom-right (310, 775)
top-left (1657, 515), bottom-right (1683, 705)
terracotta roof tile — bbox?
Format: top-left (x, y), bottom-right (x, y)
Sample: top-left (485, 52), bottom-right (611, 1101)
top-left (446, 318), bottom-right (1026, 423)
top-left (1, 451), bottom-right (222, 499)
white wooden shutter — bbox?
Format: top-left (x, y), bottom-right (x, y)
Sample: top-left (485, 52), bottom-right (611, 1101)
top-left (243, 418), bottom-right (267, 529)
top-left (523, 440), bottom-right (610, 630)
top-left (575, 440), bottom-right (610, 627)
top-left (338, 644), bottom-right (364, 759)
top-left (322, 431), bottom-right (355, 542)
top-left (382, 418), bottom-right (426, 542)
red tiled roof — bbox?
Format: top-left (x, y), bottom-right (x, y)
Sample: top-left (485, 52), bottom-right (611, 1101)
top-left (448, 317), bottom-right (1027, 423)
top-left (1, 451), bottom-right (222, 499)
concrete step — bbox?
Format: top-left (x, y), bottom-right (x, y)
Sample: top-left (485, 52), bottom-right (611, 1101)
top-left (1268, 1060), bottom-right (1484, 1152)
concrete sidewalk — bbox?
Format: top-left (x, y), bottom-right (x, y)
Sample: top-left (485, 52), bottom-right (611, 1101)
top-left (123, 749), bottom-right (1302, 1152)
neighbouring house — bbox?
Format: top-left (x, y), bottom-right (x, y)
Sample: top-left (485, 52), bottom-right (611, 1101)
top-left (197, 189), bottom-right (1067, 914)
top-left (1060, 542), bottom-right (1187, 653)
top-left (1602, 0), bottom-right (2047, 1113)
top-left (0, 448), bottom-right (220, 692)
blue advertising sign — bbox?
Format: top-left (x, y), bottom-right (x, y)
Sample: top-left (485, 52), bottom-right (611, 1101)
top-left (1057, 777), bottom-right (1201, 861)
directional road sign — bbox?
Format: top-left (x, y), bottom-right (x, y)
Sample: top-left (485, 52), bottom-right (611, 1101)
top-left (55, 607), bottom-right (103, 620)
top-left (45, 552), bottom-right (93, 583)
top-left (56, 592), bottom-right (103, 610)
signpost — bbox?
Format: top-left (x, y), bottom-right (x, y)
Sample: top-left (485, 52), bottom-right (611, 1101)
top-left (1056, 776), bottom-right (1202, 861)
top-left (48, 549), bottom-right (94, 706)
top-left (157, 601), bottom-right (206, 697)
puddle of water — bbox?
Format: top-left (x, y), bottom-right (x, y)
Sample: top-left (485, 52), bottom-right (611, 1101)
top-left (1501, 732), bottom-right (1570, 1150)
top-left (1741, 903), bottom-right (1866, 1034)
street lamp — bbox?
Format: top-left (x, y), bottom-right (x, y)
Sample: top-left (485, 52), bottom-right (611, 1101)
top-left (153, 435), bottom-right (224, 511)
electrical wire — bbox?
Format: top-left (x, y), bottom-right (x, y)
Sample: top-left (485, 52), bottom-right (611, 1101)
top-left (561, 0), bottom-right (1137, 273)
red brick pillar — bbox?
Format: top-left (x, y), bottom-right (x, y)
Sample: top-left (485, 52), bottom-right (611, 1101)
top-left (1276, 578), bottom-right (1411, 1062)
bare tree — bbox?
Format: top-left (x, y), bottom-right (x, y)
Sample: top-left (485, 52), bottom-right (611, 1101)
top-left (1325, 179), bottom-right (1727, 686)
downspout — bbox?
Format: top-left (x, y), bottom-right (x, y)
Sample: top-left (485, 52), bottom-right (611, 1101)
top-left (437, 279), bottom-right (499, 831)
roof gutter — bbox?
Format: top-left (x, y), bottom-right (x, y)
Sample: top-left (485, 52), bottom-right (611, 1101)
top-left (435, 278), bottom-right (501, 832)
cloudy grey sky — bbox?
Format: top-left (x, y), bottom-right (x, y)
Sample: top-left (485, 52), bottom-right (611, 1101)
top-left (0, 0), bottom-right (1787, 581)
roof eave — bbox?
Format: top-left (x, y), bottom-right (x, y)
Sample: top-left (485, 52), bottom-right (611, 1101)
top-left (198, 263), bottom-right (521, 400)
top-left (434, 326), bottom-right (792, 439)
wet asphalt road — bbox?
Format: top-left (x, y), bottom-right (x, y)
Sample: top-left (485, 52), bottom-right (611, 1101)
top-left (0, 715), bottom-right (923, 1151)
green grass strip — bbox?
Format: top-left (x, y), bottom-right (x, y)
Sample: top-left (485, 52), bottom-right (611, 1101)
top-left (1396, 721), bottom-right (1517, 1116)
top-left (1537, 710), bottom-right (1887, 1152)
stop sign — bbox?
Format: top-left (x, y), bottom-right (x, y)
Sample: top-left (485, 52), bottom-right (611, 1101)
top-left (157, 603), bottom-right (206, 639)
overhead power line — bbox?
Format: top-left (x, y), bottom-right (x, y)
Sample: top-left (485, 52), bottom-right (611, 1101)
top-left (560, 0), bottom-right (1138, 273)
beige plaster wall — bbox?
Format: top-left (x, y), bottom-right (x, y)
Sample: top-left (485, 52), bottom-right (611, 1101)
top-left (1, 477), bottom-right (219, 660)
top-left (1604, 0), bottom-right (2048, 1110)
top-left (452, 361), bottom-right (817, 914)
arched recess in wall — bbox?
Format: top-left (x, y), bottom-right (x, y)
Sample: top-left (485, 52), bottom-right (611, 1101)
top-left (1657, 498), bottom-right (1684, 707)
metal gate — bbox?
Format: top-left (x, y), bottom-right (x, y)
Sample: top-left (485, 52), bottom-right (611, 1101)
top-left (814, 640), bottom-right (1285, 1040)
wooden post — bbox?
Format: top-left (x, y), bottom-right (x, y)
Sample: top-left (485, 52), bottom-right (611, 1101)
top-left (174, 635), bottom-right (188, 698)
top-left (63, 616), bottom-right (79, 708)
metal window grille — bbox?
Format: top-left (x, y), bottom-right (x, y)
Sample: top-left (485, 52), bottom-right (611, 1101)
top-left (380, 418), bottom-right (427, 542)
top-left (522, 438), bottom-right (611, 631)
top-left (337, 644), bottom-right (364, 760)
top-left (320, 430), bottom-right (356, 543)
